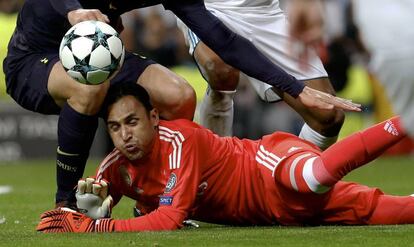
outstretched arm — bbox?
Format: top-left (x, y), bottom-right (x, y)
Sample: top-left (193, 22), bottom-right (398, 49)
top-left (165, 0), bottom-right (303, 97)
top-left (37, 131), bottom-right (206, 233)
top-left (165, 0), bottom-right (360, 111)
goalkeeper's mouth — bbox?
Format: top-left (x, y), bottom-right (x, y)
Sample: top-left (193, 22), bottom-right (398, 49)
top-left (124, 143), bottom-right (139, 153)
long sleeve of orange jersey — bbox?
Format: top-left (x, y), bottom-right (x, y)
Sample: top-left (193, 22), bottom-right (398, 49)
top-left (113, 131), bottom-right (205, 231)
top-left (94, 154), bottom-right (124, 208)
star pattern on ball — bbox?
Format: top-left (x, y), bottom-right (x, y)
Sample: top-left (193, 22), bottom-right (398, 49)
top-left (59, 21), bottom-right (125, 85)
top-left (72, 56), bottom-right (92, 77)
top-left (86, 27), bottom-right (112, 51)
top-left (63, 29), bottom-right (81, 51)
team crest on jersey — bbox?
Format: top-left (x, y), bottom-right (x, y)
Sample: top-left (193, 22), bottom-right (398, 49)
top-left (164, 173), bottom-right (177, 193)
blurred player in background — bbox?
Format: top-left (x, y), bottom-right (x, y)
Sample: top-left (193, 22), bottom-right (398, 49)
top-left (289, 0), bottom-right (414, 139)
top-left (37, 82), bottom-right (414, 233)
top-left (177, 0), bottom-right (343, 150)
top-left (351, 0), bottom-right (414, 138)
top-left (3, 0), bottom-right (359, 209)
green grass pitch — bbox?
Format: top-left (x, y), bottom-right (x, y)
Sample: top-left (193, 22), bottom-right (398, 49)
top-left (1, 157), bottom-right (414, 247)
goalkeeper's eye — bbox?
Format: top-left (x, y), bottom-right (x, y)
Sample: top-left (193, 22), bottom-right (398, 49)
top-left (108, 123), bottom-right (120, 132)
top-left (127, 118), bottom-right (138, 126)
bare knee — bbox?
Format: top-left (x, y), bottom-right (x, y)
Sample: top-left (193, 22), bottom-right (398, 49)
top-left (194, 43), bottom-right (239, 91)
top-left (156, 75), bottom-right (196, 120)
top-left (314, 109), bottom-right (345, 137)
top-left (202, 57), bottom-right (239, 91)
top-left (138, 64), bottom-right (196, 120)
top-left (67, 83), bottom-right (109, 115)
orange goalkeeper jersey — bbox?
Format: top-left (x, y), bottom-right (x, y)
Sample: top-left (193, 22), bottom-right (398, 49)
top-left (95, 119), bottom-right (318, 231)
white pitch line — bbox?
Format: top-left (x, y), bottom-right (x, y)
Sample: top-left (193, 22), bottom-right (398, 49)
top-left (0, 186), bottom-right (12, 195)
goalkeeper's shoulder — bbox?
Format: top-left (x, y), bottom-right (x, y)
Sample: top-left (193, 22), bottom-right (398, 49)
top-left (95, 149), bottom-right (125, 182)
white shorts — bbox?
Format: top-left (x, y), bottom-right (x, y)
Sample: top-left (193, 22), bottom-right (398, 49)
top-left (177, 6), bottom-right (328, 102)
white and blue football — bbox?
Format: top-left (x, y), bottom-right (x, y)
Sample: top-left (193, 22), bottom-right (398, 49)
top-left (59, 21), bottom-right (125, 85)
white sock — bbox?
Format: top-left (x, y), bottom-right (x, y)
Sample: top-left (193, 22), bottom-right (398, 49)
top-left (198, 87), bottom-right (236, 136)
top-left (299, 123), bottom-right (338, 150)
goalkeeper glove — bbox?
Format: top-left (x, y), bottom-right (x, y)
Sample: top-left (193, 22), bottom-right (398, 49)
top-left (36, 207), bottom-right (114, 233)
top-left (76, 178), bottom-right (113, 219)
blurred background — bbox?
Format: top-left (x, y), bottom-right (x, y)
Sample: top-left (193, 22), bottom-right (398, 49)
top-left (0, 0), bottom-right (413, 162)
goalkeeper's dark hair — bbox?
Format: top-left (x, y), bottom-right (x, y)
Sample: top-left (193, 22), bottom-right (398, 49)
top-left (103, 81), bottom-right (154, 120)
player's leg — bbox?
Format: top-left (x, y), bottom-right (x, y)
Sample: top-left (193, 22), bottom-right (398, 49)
top-left (320, 182), bottom-right (414, 225)
top-left (179, 8), bottom-right (345, 145)
top-left (48, 59), bottom-right (109, 207)
top-left (317, 116), bottom-right (404, 185)
top-left (136, 64), bottom-right (196, 120)
top-left (368, 194), bottom-right (414, 224)
top-left (248, 12), bottom-right (344, 150)
top-left (193, 42), bottom-right (238, 136)
top-left (3, 53), bottom-right (106, 206)
top-left (4, 52), bottom-right (97, 207)
top-left (275, 116), bottom-right (405, 194)
top-left (177, 18), bottom-right (237, 136)
top-left (177, 19), bottom-right (239, 136)
top-left (273, 78), bottom-right (344, 150)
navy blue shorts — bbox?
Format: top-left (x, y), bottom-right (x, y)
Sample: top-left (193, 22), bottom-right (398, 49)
top-left (3, 51), bottom-right (155, 115)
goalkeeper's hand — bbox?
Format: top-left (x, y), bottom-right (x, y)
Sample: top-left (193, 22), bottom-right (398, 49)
top-left (36, 207), bottom-right (114, 233)
top-left (76, 178), bottom-right (113, 220)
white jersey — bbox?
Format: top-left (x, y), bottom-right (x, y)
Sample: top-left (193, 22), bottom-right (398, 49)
top-left (205, 0), bottom-right (281, 15)
top-left (177, 0), bottom-right (327, 102)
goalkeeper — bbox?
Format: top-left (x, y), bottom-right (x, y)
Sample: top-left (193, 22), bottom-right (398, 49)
top-left (37, 81), bottom-right (414, 232)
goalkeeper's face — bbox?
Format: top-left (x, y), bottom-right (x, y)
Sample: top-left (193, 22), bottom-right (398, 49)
top-left (106, 95), bottom-right (159, 161)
